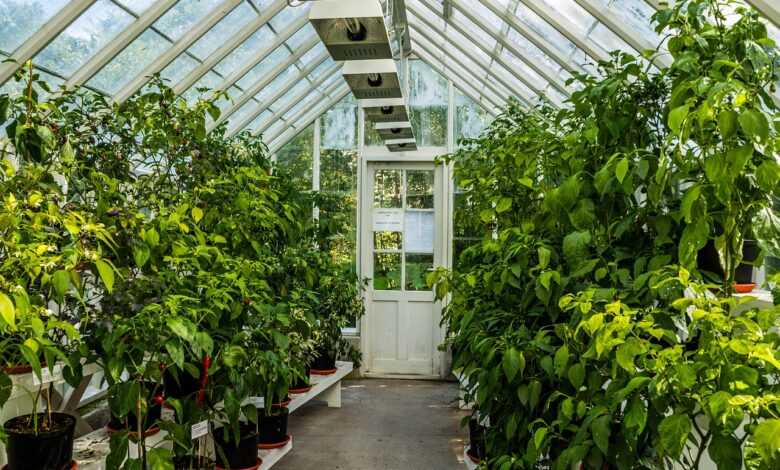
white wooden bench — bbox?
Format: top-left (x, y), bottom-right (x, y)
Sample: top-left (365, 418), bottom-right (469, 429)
top-left (72, 361), bottom-right (353, 469)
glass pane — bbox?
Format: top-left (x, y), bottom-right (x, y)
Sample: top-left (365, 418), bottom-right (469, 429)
top-left (374, 253), bottom-right (401, 291)
top-left (405, 254), bottom-right (433, 291)
top-left (404, 211), bottom-right (434, 253)
top-left (409, 60), bottom-right (448, 147)
top-left (406, 170), bottom-right (434, 209)
top-left (276, 123), bottom-right (313, 187)
top-left (455, 90), bottom-right (489, 144)
top-left (188, 2), bottom-right (255, 60)
top-left (374, 170), bottom-right (402, 208)
top-left (0, 0), bottom-right (69, 52)
top-left (374, 232), bottom-right (402, 251)
top-left (321, 95), bottom-right (357, 150)
top-left (154, 0), bottom-right (225, 41)
top-left (364, 118), bottom-right (384, 146)
top-left (35, 0), bottom-right (134, 77)
top-left (321, 148), bottom-right (357, 193)
top-left (87, 29), bottom-right (170, 95)
top-left (214, 26), bottom-right (274, 77)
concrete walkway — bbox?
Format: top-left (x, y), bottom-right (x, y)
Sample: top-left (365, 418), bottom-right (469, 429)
top-left (276, 379), bottom-right (469, 470)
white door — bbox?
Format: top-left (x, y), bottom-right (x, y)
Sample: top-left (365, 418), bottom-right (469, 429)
top-left (360, 162), bottom-right (445, 377)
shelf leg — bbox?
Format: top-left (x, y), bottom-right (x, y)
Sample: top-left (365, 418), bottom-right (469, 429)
top-left (321, 381), bottom-right (342, 408)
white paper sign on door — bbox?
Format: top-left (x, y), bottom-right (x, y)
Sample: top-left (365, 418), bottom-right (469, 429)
top-left (373, 208), bottom-right (404, 232)
top-left (405, 211), bottom-right (434, 253)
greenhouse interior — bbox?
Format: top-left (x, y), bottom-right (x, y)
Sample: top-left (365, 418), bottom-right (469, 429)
top-left (1, 0), bottom-right (780, 469)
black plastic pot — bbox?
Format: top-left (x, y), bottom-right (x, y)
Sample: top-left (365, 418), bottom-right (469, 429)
top-left (311, 346), bottom-right (336, 372)
top-left (290, 365), bottom-right (311, 393)
top-left (258, 407), bottom-right (289, 446)
top-left (697, 239), bottom-right (760, 284)
top-left (163, 367), bottom-right (201, 400)
top-left (213, 422), bottom-right (259, 470)
top-left (172, 456), bottom-right (214, 470)
top-left (3, 412), bottom-right (76, 470)
top-left (737, 239), bottom-right (759, 284)
top-left (467, 417), bottom-right (486, 462)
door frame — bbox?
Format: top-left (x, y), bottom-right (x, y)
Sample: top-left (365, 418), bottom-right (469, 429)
top-left (358, 152), bottom-right (451, 378)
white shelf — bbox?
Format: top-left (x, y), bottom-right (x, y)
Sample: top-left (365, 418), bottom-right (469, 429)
top-left (73, 361), bottom-right (353, 469)
top-left (259, 436), bottom-right (293, 470)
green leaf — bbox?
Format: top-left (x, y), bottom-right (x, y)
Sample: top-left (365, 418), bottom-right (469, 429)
top-left (739, 109), bottom-right (770, 142)
top-left (756, 160), bottom-right (780, 192)
top-left (502, 348), bottom-right (525, 383)
top-left (562, 231), bottom-right (591, 263)
top-left (753, 420), bottom-right (780, 462)
top-left (529, 380), bottom-right (542, 408)
top-left (167, 317), bottom-right (194, 342)
top-left (191, 207), bottom-right (204, 223)
top-left (616, 339), bottom-right (643, 372)
top-left (615, 157), bottom-right (629, 183)
top-left (0, 292), bottom-right (15, 331)
top-left (567, 363), bottom-right (585, 389)
top-left (52, 270), bottom-right (70, 299)
top-left (133, 243), bottom-right (151, 268)
top-left (592, 415), bottom-right (611, 455)
top-left (726, 145), bottom-right (754, 175)
top-left (718, 110), bottom-right (738, 138)
top-left (679, 219), bottom-right (709, 269)
top-left (680, 185), bottom-right (701, 223)
top-left (624, 394), bottom-right (647, 434)
top-left (709, 435), bottom-right (742, 470)
top-left (537, 247), bottom-right (551, 269)
top-left (534, 427), bottom-right (547, 450)
top-left (147, 447), bottom-right (174, 470)
top-left (495, 197), bottom-right (512, 213)
top-left (669, 104), bottom-right (690, 135)
top-left (658, 414), bottom-right (691, 458)
top-left (0, 372), bottom-right (11, 406)
top-left (96, 260), bottom-right (115, 293)
top-left (165, 341), bottom-right (184, 368)
top-left (554, 345), bottom-right (569, 377)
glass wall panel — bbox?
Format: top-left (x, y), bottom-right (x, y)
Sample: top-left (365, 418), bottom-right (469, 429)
top-left (87, 29), bottom-right (170, 94)
top-left (154, 0), bottom-right (225, 41)
top-left (409, 60), bottom-right (448, 147)
top-left (276, 123), bottom-right (313, 185)
top-left (455, 90), bottom-right (489, 145)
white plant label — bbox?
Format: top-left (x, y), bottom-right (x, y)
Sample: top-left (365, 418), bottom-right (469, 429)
top-left (245, 396), bottom-right (265, 408)
top-left (32, 365), bottom-right (58, 386)
top-left (191, 420), bottom-right (209, 440)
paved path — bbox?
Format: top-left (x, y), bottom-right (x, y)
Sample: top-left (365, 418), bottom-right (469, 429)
top-left (275, 379), bottom-right (469, 470)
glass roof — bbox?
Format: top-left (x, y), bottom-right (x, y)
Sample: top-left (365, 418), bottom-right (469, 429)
top-left (1, 0), bottom-right (778, 151)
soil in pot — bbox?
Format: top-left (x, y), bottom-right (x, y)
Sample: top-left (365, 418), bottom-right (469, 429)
top-left (107, 382), bottom-right (163, 434)
top-left (3, 412), bottom-right (76, 470)
top-left (258, 407), bottom-right (290, 448)
top-left (467, 417), bottom-right (486, 463)
top-left (289, 365), bottom-right (311, 394)
top-left (163, 367), bottom-right (201, 400)
top-left (213, 422), bottom-right (260, 470)
top-left (311, 347), bottom-right (337, 374)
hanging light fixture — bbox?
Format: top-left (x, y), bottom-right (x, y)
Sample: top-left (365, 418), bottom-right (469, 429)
top-left (361, 98), bottom-right (410, 123)
top-left (375, 121), bottom-right (414, 140)
top-left (310, 0), bottom-right (393, 61)
top-left (342, 59), bottom-right (402, 99)
top-left (386, 138), bottom-right (417, 152)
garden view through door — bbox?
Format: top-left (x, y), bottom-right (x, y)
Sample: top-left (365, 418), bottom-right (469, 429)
top-left (362, 163), bottom-right (444, 377)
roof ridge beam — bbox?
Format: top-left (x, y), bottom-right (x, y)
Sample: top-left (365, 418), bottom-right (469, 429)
top-left (0, 0), bottom-right (98, 86)
top-left (172, 0), bottom-right (289, 95)
top-left (112, 0), bottom-right (244, 104)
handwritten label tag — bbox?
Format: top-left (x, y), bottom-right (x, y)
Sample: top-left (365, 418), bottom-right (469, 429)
top-left (191, 420), bottom-right (209, 440)
top-left (32, 366), bottom-right (57, 386)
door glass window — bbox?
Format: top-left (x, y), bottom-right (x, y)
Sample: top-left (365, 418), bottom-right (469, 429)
top-left (372, 168), bottom-right (436, 291)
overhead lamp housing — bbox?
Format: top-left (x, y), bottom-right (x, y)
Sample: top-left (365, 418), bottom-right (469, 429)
top-left (361, 98), bottom-right (409, 123)
top-left (375, 121), bottom-right (414, 140)
top-left (310, 0), bottom-right (393, 61)
top-left (342, 59), bottom-right (402, 100)
top-left (386, 138), bottom-right (417, 153)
